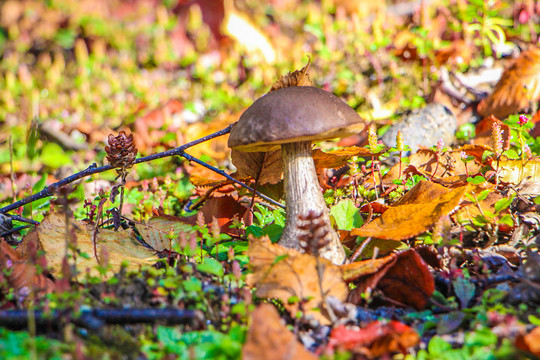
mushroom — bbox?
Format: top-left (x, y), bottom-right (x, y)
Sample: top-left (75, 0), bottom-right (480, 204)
top-left (228, 86), bottom-right (365, 264)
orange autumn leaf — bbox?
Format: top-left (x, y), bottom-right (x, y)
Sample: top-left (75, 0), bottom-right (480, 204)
top-left (313, 146), bottom-right (383, 169)
top-left (352, 181), bottom-right (470, 240)
top-left (344, 249), bottom-right (435, 310)
top-left (231, 148), bottom-right (282, 185)
top-left (246, 236), bottom-right (348, 324)
top-left (477, 47), bottom-right (540, 119)
top-left (516, 326), bottom-right (540, 357)
top-left (242, 304), bottom-right (318, 360)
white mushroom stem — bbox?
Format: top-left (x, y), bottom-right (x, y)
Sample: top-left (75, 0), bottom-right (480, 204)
top-left (279, 141), bottom-right (346, 265)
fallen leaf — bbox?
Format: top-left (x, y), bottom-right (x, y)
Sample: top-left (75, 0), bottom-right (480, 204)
top-left (247, 236), bottom-right (348, 324)
top-left (136, 215), bottom-right (196, 252)
top-left (516, 326), bottom-right (540, 357)
top-left (478, 47), bottom-right (540, 119)
top-left (242, 303), bottom-right (318, 360)
top-left (326, 321), bottom-right (419, 357)
top-left (231, 149), bottom-right (282, 185)
top-left (198, 195), bottom-right (248, 236)
top-left (493, 157), bottom-right (540, 184)
top-left (344, 249), bottom-right (435, 310)
top-left (0, 240), bottom-right (54, 301)
top-left (352, 182), bottom-right (470, 240)
top-left (37, 213), bottom-right (157, 278)
top-left (473, 116), bottom-right (511, 150)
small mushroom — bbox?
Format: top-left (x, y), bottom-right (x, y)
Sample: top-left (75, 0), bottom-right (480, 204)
top-left (228, 86), bottom-right (365, 264)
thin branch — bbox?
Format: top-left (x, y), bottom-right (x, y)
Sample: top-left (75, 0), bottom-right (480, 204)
top-left (0, 123), bottom-right (285, 214)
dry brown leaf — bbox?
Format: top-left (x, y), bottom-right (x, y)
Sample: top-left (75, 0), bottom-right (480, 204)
top-left (269, 58), bottom-right (312, 92)
top-left (37, 213), bottom-right (156, 278)
top-left (493, 157), bottom-right (540, 184)
top-left (242, 303), bottom-right (318, 360)
top-left (477, 47), bottom-right (540, 119)
top-left (0, 240), bottom-right (54, 300)
top-left (136, 216), bottom-right (197, 252)
top-left (231, 149), bottom-right (282, 185)
top-left (344, 249), bottom-right (435, 310)
top-left (352, 182), bottom-right (470, 240)
top-left (246, 236), bottom-right (348, 324)
top-left (313, 146), bottom-right (381, 170)
top-left (313, 149), bottom-right (351, 169)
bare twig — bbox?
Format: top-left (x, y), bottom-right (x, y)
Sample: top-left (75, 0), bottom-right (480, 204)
top-left (0, 123), bottom-right (284, 216)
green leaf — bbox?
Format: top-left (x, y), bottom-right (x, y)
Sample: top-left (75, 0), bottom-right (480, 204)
top-left (330, 199), bottom-right (363, 230)
top-left (502, 149), bottom-right (519, 159)
top-left (467, 175), bottom-right (486, 185)
top-left (477, 189), bottom-right (491, 202)
top-left (41, 142), bottom-right (72, 168)
top-left (196, 257), bottom-right (224, 277)
top-left (428, 336), bottom-right (452, 355)
top-left (494, 194), bottom-right (515, 213)
top-left (498, 214), bottom-right (514, 227)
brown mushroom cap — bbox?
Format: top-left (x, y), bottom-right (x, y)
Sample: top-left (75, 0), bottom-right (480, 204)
top-left (228, 86), bottom-right (365, 152)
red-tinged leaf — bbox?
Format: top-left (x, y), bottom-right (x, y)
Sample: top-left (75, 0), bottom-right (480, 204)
top-left (375, 249), bottom-right (435, 310)
top-left (473, 116), bottom-right (511, 150)
top-left (199, 196), bottom-right (248, 236)
top-left (326, 321), bottom-right (419, 357)
top-left (242, 304), bottom-right (318, 360)
top-left (478, 47), bottom-right (540, 119)
top-left (344, 249), bottom-right (434, 310)
top-left (359, 201), bottom-right (388, 214)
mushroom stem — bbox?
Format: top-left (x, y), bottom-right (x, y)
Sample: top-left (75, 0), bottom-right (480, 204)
top-left (279, 141), bottom-right (346, 264)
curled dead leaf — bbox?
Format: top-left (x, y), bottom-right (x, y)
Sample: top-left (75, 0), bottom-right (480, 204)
top-left (269, 58), bottom-right (312, 92)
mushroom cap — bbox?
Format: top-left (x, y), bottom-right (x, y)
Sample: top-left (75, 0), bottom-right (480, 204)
top-left (228, 86), bottom-right (365, 152)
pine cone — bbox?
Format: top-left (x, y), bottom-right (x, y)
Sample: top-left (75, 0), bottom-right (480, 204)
top-left (105, 131), bottom-right (138, 173)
